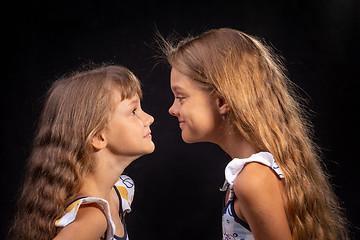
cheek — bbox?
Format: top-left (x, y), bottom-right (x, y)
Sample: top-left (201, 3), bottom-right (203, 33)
top-left (188, 104), bottom-right (218, 130)
top-left (113, 121), bottom-right (141, 142)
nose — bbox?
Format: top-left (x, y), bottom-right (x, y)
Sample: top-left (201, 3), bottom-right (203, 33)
top-left (168, 100), bottom-right (178, 116)
top-left (143, 112), bottom-right (154, 126)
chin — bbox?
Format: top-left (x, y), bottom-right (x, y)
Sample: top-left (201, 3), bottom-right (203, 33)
top-left (181, 133), bottom-right (201, 144)
top-left (149, 145), bottom-right (155, 153)
top-left (135, 144), bottom-right (155, 158)
top-left (146, 142), bottom-right (155, 154)
top-left (181, 129), bottom-right (214, 144)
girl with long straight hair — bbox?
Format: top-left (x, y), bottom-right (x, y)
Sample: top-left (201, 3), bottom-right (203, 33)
top-left (161, 28), bottom-right (348, 240)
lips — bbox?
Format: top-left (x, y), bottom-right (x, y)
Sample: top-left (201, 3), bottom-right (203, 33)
top-left (144, 131), bottom-right (152, 138)
top-left (179, 120), bottom-right (185, 128)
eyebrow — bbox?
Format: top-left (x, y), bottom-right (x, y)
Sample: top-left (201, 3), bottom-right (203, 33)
top-left (171, 86), bottom-right (185, 93)
top-left (129, 98), bottom-right (140, 105)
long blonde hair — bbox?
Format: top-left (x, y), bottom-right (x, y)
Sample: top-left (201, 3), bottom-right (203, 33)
top-left (8, 65), bottom-right (142, 240)
top-left (160, 28), bottom-right (348, 239)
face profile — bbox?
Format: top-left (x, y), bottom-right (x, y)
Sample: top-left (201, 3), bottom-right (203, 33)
top-left (169, 67), bottom-right (222, 144)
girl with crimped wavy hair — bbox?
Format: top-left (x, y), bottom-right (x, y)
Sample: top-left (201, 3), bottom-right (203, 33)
top-left (8, 65), bottom-right (155, 240)
top-left (162, 28), bottom-right (348, 239)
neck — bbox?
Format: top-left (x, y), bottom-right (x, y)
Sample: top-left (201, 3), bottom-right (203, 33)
top-left (214, 124), bottom-right (258, 159)
top-left (78, 150), bottom-right (135, 200)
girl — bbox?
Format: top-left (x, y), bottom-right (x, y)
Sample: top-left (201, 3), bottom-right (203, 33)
top-left (8, 65), bottom-right (154, 240)
top-left (161, 28), bottom-right (348, 239)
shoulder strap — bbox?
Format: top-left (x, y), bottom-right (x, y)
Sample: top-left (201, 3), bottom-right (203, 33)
top-left (55, 197), bottom-right (116, 240)
top-left (224, 152), bottom-right (284, 201)
top-left (113, 175), bottom-right (135, 214)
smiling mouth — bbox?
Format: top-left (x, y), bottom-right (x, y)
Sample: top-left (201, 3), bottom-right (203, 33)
top-left (144, 132), bottom-right (152, 138)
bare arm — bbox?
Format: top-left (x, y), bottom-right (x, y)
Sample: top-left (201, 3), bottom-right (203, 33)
top-left (233, 162), bottom-right (292, 240)
top-left (54, 203), bottom-right (107, 240)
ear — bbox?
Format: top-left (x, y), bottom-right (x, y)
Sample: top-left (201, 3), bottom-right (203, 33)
top-left (91, 132), bottom-right (107, 150)
top-left (216, 96), bottom-right (230, 115)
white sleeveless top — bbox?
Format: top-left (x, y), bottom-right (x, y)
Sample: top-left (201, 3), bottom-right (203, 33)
top-left (221, 152), bottom-right (284, 240)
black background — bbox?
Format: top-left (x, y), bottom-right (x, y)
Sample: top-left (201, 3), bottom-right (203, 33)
top-left (2, 0), bottom-right (359, 239)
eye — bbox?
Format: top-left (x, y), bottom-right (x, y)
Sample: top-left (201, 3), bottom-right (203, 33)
top-left (131, 108), bottom-right (137, 115)
top-left (175, 97), bottom-right (185, 103)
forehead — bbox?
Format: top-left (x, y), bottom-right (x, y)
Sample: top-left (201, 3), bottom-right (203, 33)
top-left (170, 68), bottom-right (202, 93)
top-left (111, 90), bottom-right (140, 106)
top-left (120, 94), bottom-right (140, 105)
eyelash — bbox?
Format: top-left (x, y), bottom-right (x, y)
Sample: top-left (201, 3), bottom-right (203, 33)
top-left (175, 97), bottom-right (185, 102)
top-left (131, 108), bottom-right (137, 115)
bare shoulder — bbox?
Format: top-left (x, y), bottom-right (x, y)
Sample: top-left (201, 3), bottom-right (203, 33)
top-left (232, 162), bottom-right (292, 239)
top-left (233, 161), bottom-right (282, 203)
top-left (54, 203), bottom-right (107, 240)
